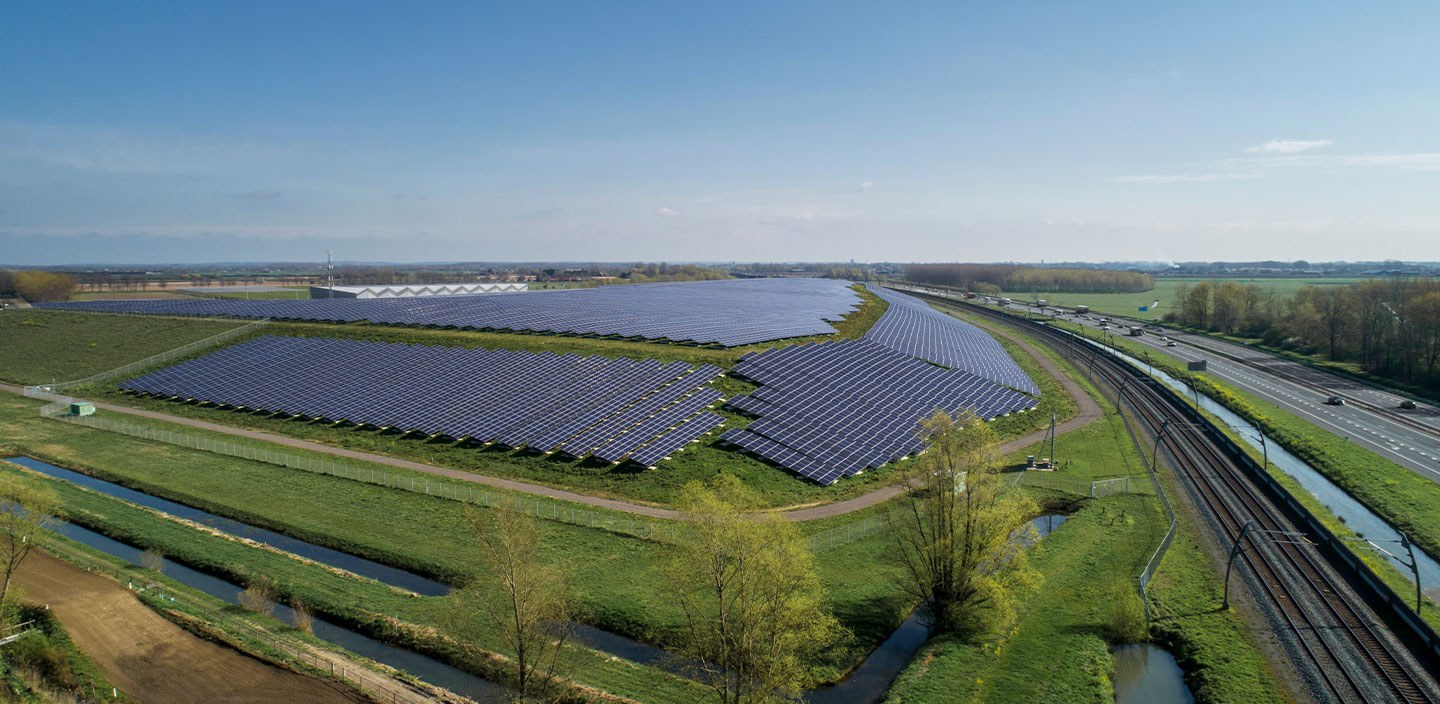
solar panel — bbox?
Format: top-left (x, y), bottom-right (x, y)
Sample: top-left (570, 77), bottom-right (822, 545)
top-left (628, 412), bottom-right (725, 467)
top-left (41, 278), bottom-right (862, 348)
top-left (721, 339), bottom-right (1038, 485)
top-left (120, 336), bottom-right (726, 455)
top-left (864, 285), bottom-right (1039, 395)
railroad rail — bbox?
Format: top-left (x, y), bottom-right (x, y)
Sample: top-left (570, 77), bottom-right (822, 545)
top-left (904, 289), bottom-right (1440, 704)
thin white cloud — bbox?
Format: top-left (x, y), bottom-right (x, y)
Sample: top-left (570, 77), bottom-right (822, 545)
top-left (1244, 138), bottom-right (1333, 154)
top-left (655, 207), bottom-right (679, 216)
top-left (1113, 173), bottom-right (1260, 184)
top-left (1119, 143), bottom-right (1440, 184)
top-left (859, 181), bottom-right (874, 191)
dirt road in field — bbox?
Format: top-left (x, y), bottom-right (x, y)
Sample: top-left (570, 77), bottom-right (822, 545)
top-left (1, 316), bottom-right (1103, 523)
top-left (14, 549), bottom-right (365, 704)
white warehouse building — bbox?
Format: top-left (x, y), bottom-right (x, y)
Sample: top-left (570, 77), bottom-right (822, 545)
top-left (309, 282), bottom-right (528, 299)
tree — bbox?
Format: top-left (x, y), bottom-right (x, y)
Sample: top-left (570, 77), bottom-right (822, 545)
top-left (448, 506), bottom-right (572, 703)
top-left (1212, 281), bottom-right (1244, 334)
top-left (664, 475), bottom-right (844, 704)
top-left (888, 410), bottom-right (1036, 635)
top-left (1181, 281), bottom-right (1213, 329)
top-left (11, 271), bottom-right (76, 303)
top-left (0, 478), bottom-right (58, 605)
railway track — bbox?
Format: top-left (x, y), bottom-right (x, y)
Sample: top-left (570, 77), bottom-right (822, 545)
top-left (911, 291), bottom-right (1439, 704)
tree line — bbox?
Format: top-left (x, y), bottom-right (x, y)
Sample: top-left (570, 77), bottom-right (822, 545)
top-left (0, 270), bottom-right (78, 302)
top-left (1166, 278), bottom-right (1440, 389)
top-left (906, 264), bottom-right (1154, 294)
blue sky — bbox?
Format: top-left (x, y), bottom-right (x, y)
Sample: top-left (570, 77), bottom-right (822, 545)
top-left (2, 1), bottom-right (1438, 265)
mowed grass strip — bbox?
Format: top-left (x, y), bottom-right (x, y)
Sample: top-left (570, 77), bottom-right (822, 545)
top-left (0, 309), bottom-right (244, 385)
top-left (0, 460), bottom-right (713, 703)
top-left (0, 395), bottom-right (912, 683)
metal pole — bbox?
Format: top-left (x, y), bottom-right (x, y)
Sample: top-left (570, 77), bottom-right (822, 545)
top-left (1252, 420), bottom-right (1267, 471)
top-left (1223, 521), bottom-right (1255, 609)
top-left (1150, 419), bottom-right (1171, 473)
top-left (1402, 532), bottom-right (1422, 613)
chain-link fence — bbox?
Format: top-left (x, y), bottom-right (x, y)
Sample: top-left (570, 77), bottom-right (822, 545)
top-left (25, 317), bottom-right (270, 394)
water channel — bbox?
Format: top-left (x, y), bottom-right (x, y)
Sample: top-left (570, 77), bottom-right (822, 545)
top-left (1111, 643), bottom-right (1194, 704)
top-left (1075, 337), bottom-right (1440, 599)
top-left (5, 455), bottom-right (1079, 703)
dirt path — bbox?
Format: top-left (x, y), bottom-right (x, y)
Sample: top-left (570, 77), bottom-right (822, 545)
top-left (2, 318), bottom-right (1104, 523)
top-left (13, 548), bottom-right (365, 704)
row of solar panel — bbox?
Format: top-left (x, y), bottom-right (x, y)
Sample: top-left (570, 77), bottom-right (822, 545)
top-left (120, 336), bottom-right (725, 467)
top-left (864, 285), bottom-right (1040, 395)
top-left (40, 278), bottom-right (862, 348)
top-left (720, 339), bottom-right (1037, 484)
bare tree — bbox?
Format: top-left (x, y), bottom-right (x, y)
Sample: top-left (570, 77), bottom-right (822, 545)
top-left (888, 410), bottom-right (1036, 635)
top-left (0, 478), bottom-right (58, 605)
top-left (289, 595), bottom-right (314, 634)
top-left (237, 579), bottom-right (276, 617)
top-left (448, 506), bottom-right (572, 703)
top-left (139, 549), bottom-right (165, 575)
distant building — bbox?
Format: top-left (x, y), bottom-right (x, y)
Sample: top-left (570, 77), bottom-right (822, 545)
top-left (309, 282), bottom-right (528, 299)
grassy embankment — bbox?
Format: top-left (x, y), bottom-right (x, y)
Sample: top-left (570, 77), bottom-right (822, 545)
top-left (1039, 315), bottom-right (1440, 626)
top-left (0, 396), bottom-right (910, 692)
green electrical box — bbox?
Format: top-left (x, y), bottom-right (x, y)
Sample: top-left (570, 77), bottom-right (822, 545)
top-left (69, 402), bottom-right (95, 417)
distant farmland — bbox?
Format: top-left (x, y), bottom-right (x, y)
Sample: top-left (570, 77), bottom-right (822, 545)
top-left (998, 277), bottom-right (1365, 321)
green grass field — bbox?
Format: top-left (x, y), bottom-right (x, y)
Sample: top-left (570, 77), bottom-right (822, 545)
top-left (884, 307), bottom-right (1293, 704)
top-left (0, 310), bottom-right (245, 385)
top-left (999, 277), bottom-right (1365, 322)
top-left (0, 302), bottom-right (1294, 703)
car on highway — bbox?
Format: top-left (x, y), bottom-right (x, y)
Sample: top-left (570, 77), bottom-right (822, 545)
top-left (1165, 339), bottom-right (1178, 347)
top-left (1325, 395), bottom-right (1345, 406)
top-left (1399, 399), bottom-right (1417, 409)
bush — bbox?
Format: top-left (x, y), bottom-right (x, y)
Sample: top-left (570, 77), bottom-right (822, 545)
top-left (237, 579), bottom-right (276, 617)
top-left (1106, 584), bottom-right (1147, 643)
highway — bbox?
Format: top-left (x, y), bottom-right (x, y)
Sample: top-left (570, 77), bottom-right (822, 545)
top-left (891, 284), bottom-right (1440, 485)
top-left (1037, 303), bottom-right (1440, 483)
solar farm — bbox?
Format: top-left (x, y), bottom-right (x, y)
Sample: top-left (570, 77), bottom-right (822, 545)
top-left (120, 336), bottom-right (727, 467)
top-left (40, 277), bottom-right (862, 347)
top-left (72, 279), bottom-right (1039, 484)
top-left (721, 338), bottom-right (1036, 484)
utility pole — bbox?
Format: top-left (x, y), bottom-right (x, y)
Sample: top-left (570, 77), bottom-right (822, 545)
top-left (1344, 533), bottom-right (1424, 613)
top-left (1049, 414), bottom-right (1056, 466)
top-left (1224, 522), bottom-right (1254, 610)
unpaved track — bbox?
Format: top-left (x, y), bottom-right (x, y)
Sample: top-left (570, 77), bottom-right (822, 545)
top-left (14, 549), bottom-right (364, 704)
top-left (2, 317), bottom-right (1103, 523)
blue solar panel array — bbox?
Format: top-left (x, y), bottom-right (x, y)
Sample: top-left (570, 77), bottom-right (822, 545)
top-left (720, 339), bottom-right (1037, 485)
top-left (864, 285), bottom-right (1039, 395)
top-left (120, 336), bottom-right (725, 466)
top-left (39, 278), bottom-right (861, 348)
